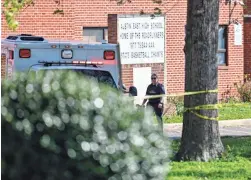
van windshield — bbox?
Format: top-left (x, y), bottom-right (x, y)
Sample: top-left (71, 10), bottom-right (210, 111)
top-left (33, 69), bottom-right (117, 89)
top-left (75, 69), bottom-right (117, 88)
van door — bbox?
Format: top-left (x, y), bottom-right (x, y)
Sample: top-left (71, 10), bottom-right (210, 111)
top-left (6, 49), bottom-right (14, 78)
top-left (1, 47), bottom-right (14, 79)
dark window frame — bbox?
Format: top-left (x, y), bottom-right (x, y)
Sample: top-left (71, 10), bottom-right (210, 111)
top-left (36, 69), bottom-right (117, 89)
top-left (83, 27), bottom-right (108, 42)
top-left (9, 50), bottom-right (14, 59)
top-left (218, 25), bottom-right (228, 66)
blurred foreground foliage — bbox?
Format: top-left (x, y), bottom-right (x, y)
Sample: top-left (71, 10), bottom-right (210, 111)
top-left (1, 71), bottom-right (170, 180)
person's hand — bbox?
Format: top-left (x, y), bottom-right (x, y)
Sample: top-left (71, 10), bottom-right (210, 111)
top-left (158, 103), bottom-right (163, 109)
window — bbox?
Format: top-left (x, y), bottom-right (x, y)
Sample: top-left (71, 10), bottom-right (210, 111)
top-left (37, 69), bottom-right (117, 89)
top-left (9, 50), bottom-right (14, 59)
top-left (217, 26), bottom-right (227, 65)
top-left (83, 27), bottom-right (108, 43)
top-left (76, 69), bottom-right (116, 88)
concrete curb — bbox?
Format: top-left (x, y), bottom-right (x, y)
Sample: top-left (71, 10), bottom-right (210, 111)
top-left (163, 119), bottom-right (251, 138)
top-left (218, 119), bottom-right (251, 126)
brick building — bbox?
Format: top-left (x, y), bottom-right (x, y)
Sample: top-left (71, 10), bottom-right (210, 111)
top-left (244, 0), bottom-right (251, 75)
top-left (1, 0), bottom-right (247, 98)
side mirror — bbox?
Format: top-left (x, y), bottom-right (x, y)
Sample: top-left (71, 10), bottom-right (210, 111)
top-left (122, 84), bottom-right (127, 91)
top-left (129, 86), bottom-right (137, 96)
top-left (121, 84), bottom-right (127, 93)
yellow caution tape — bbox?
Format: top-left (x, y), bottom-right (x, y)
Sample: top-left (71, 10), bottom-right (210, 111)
top-left (184, 103), bottom-right (250, 121)
top-left (133, 89), bottom-right (218, 100)
top-left (190, 110), bottom-right (219, 121)
top-left (184, 103), bottom-right (251, 121)
top-left (185, 103), bottom-right (251, 111)
top-left (131, 89), bottom-right (250, 121)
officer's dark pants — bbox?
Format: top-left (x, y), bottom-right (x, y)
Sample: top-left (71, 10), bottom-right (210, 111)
top-left (147, 102), bottom-right (163, 134)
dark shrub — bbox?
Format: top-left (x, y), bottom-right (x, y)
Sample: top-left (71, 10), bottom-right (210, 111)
top-left (234, 74), bottom-right (251, 102)
top-left (1, 71), bottom-right (170, 180)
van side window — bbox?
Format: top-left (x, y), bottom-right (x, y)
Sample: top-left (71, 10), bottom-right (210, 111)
top-left (9, 50), bottom-right (14, 59)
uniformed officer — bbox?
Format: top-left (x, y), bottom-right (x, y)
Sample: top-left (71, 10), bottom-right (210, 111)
top-left (142, 73), bottom-right (165, 133)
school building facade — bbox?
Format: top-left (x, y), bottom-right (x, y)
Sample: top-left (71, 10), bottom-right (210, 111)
top-left (1, 0), bottom-right (249, 99)
top-left (244, 0), bottom-right (251, 75)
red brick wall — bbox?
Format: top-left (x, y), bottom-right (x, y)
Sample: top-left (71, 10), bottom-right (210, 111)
top-left (244, 0), bottom-right (251, 75)
top-left (244, 18), bottom-right (251, 75)
top-left (1, 0), bottom-right (244, 98)
top-left (244, 0), bottom-right (251, 14)
top-left (1, 0), bottom-right (75, 40)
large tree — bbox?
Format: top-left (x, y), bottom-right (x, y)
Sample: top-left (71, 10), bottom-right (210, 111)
top-left (175, 0), bottom-right (224, 161)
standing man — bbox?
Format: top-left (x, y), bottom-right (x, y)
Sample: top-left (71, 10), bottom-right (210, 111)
top-left (142, 73), bottom-right (165, 133)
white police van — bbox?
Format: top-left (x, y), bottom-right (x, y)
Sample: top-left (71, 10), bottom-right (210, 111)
top-left (1, 34), bottom-right (137, 94)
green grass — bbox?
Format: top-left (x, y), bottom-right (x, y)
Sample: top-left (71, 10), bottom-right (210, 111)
top-left (218, 103), bottom-right (251, 121)
top-left (163, 102), bottom-right (251, 123)
top-left (167, 137), bottom-right (251, 180)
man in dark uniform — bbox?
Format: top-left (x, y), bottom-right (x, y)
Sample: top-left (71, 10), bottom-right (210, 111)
top-left (142, 73), bottom-right (165, 133)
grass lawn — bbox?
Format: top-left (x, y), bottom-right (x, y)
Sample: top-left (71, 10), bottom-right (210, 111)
top-left (167, 137), bottom-right (251, 180)
top-left (163, 102), bottom-right (251, 123)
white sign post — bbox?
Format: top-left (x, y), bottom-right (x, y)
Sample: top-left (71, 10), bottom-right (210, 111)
top-left (118, 15), bottom-right (165, 64)
top-left (133, 67), bottom-right (152, 104)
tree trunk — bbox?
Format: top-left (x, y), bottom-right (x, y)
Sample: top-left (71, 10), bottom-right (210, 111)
top-left (176, 0), bottom-right (224, 161)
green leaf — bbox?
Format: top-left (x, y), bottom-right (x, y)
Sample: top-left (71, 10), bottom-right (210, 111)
top-left (154, 7), bottom-right (162, 15)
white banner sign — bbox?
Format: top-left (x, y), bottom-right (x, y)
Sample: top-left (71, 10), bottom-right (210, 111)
top-left (118, 16), bottom-right (165, 64)
top-left (234, 24), bottom-right (242, 46)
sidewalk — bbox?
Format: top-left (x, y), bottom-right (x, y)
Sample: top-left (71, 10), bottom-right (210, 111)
top-left (164, 119), bottom-right (251, 138)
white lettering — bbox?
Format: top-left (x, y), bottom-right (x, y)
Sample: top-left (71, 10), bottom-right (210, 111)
top-left (118, 16), bottom-right (165, 64)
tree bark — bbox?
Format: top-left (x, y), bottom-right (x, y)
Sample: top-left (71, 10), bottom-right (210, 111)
top-left (176, 0), bottom-right (224, 161)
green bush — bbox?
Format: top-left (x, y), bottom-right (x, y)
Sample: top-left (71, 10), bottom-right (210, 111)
top-left (1, 71), bottom-right (170, 180)
top-left (170, 97), bottom-right (184, 116)
top-left (234, 74), bottom-right (251, 102)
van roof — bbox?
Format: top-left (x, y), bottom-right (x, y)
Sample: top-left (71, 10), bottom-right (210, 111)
top-left (1, 34), bottom-right (117, 47)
